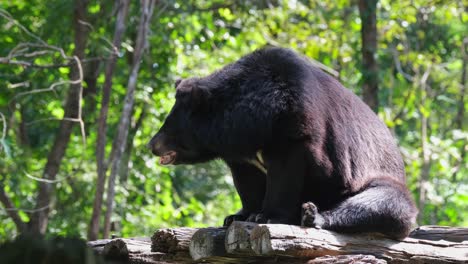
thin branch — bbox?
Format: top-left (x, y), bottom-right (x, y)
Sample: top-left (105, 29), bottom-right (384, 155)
top-left (391, 48), bottom-right (415, 122)
top-left (0, 112), bottom-right (6, 141)
top-left (0, 9), bottom-right (47, 45)
top-left (25, 117), bottom-right (83, 126)
top-left (72, 55), bottom-right (86, 147)
top-left (10, 80), bottom-right (80, 102)
top-left (0, 184), bottom-right (27, 232)
top-left (0, 58), bottom-right (70, 69)
top-left (8, 81), bottom-right (30, 89)
top-left (4, 204), bottom-right (50, 213)
top-left (391, 48), bottom-right (415, 82)
top-left (24, 171), bottom-right (69, 184)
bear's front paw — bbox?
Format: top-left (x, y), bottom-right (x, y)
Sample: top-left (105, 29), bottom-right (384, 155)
top-left (224, 213), bottom-right (249, 226)
top-left (245, 213), bottom-right (267, 223)
top-left (246, 213), bottom-right (290, 224)
top-left (301, 202), bottom-right (325, 228)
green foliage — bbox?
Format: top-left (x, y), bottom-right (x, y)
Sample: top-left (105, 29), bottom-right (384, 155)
top-left (0, 0), bottom-right (466, 241)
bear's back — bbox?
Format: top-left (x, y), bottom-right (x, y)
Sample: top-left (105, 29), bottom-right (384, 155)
top-left (239, 48), bottom-right (406, 186)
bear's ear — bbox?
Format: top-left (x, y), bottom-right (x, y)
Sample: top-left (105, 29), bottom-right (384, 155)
top-left (190, 85), bottom-right (211, 111)
top-left (174, 78), bottom-right (182, 89)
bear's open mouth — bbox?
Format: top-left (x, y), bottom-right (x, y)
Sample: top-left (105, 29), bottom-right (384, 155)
top-left (159, 151), bottom-right (177, 165)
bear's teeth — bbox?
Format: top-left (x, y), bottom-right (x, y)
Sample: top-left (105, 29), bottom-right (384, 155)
top-left (159, 151), bottom-right (176, 165)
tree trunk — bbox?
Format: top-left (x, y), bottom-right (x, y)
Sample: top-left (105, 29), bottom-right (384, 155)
top-left (119, 106), bottom-right (146, 183)
top-left (417, 66), bottom-right (432, 224)
top-left (88, 0), bottom-right (130, 241)
top-left (358, 0), bottom-right (379, 112)
top-left (103, 0), bottom-right (156, 239)
top-left (451, 37), bottom-right (467, 182)
top-left (28, 0), bottom-right (89, 234)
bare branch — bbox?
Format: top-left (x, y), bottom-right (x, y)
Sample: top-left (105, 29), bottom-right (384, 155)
top-left (0, 112), bottom-right (6, 141)
top-left (4, 204), bottom-right (50, 213)
top-left (24, 171), bottom-right (69, 184)
top-left (8, 81), bottom-right (30, 89)
top-left (391, 48), bottom-right (416, 122)
top-left (0, 184), bottom-right (27, 232)
top-left (0, 9), bottom-right (47, 45)
top-left (0, 58), bottom-right (71, 68)
top-left (10, 80), bottom-right (80, 102)
top-left (391, 48), bottom-right (414, 82)
top-left (72, 55), bottom-right (86, 147)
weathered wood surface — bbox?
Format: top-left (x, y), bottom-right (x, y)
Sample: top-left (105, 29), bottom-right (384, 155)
top-left (225, 221), bottom-right (257, 255)
top-left (307, 254), bottom-right (387, 264)
top-left (151, 227), bottom-right (197, 260)
top-left (88, 237), bottom-right (167, 263)
top-left (89, 223), bottom-right (468, 263)
top-left (409, 225), bottom-right (468, 242)
top-left (188, 227), bottom-right (227, 261)
top-left (249, 223), bottom-right (468, 263)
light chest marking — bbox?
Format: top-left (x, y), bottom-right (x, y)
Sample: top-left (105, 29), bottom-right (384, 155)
top-left (247, 150), bottom-right (267, 174)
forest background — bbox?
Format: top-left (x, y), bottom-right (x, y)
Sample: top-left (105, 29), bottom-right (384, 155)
top-left (0, 0), bottom-right (466, 241)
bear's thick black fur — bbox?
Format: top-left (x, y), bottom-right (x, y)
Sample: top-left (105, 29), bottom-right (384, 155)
top-left (148, 47), bottom-right (418, 239)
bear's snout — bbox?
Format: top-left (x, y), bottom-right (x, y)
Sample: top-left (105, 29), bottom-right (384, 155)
top-left (147, 133), bottom-right (167, 156)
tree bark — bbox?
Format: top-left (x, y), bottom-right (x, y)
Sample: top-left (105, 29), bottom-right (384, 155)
top-left (88, 0), bottom-right (130, 241)
top-left (103, 0), bottom-right (156, 238)
top-left (28, 0), bottom-right (89, 234)
top-left (358, 0), bottom-right (379, 112)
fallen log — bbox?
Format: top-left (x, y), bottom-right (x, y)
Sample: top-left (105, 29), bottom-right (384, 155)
top-left (249, 223), bottom-right (468, 263)
top-left (87, 237), bottom-right (165, 263)
top-left (189, 227), bottom-right (227, 261)
top-left (409, 226), bottom-right (468, 242)
top-left (225, 221), bottom-right (258, 255)
top-left (88, 224), bottom-right (468, 263)
top-left (151, 227), bottom-right (197, 260)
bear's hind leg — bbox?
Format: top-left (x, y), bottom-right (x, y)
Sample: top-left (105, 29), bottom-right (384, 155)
top-left (302, 177), bottom-right (418, 239)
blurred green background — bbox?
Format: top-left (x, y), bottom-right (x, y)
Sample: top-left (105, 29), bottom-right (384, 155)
top-left (0, 0), bottom-right (466, 241)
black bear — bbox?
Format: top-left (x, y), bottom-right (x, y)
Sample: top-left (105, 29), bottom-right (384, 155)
top-left (148, 47), bottom-right (418, 239)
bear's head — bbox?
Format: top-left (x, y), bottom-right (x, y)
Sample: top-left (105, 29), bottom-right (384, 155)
top-left (147, 78), bottom-right (215, 165)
